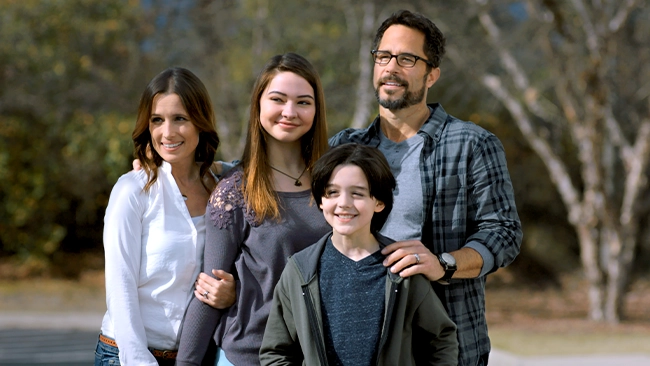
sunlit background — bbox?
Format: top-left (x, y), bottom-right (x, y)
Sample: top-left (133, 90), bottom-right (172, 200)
top-left (1, 0), bottom-right (649, 364)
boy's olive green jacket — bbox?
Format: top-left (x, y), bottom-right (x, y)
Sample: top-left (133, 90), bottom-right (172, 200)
top-left (260, 233), bottom-right (459, 366)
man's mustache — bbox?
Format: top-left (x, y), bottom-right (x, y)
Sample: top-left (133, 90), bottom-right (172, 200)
top-left (379, 75), bottom-right (409, 87)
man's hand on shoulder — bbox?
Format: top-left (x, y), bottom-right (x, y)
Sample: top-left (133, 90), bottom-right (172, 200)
top-left (381, 240), bottom-right (445, 281)
top-left (382, 242), bottom-right (484, 281)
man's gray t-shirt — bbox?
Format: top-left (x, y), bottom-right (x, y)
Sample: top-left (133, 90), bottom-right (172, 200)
top-left (377, 130), bottom-right (424, 241)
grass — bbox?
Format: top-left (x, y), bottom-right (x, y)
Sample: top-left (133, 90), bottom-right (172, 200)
top-left (485, 271), bottom-right (650, 356)
top-left (489, 323), bottom-right (650, 356)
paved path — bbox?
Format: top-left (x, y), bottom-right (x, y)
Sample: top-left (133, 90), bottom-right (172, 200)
top-left (1, 312), bottom-right (649, 366)
top-left (0, 329), bottom-right (96, 365)
top-left (0, 312), bottom-right (101, 365)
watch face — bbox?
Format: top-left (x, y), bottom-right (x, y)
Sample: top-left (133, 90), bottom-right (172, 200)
top-left (441, 252), bottom-right (456, 266)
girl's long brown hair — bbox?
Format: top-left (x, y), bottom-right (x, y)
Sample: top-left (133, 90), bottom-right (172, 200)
top-left (241, 53), bottom-right (328, 222)
top-left (132, 67), bottom-right (220, 193)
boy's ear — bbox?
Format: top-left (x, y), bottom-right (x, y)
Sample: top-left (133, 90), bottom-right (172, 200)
top-left (374, 200), bottom-right (385, 213)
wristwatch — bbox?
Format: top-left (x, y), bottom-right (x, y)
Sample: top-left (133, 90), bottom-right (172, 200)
top-left (436, 253), bottom-right (457, 285)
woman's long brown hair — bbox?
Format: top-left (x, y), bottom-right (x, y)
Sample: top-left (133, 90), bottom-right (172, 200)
top-left (241, 53), bottom-right (328, 222)
top-left (132, 67), bottom-right (220, 193)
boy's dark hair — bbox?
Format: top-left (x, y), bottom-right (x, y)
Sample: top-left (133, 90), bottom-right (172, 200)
top-left (373, 9), bottom-right (446, 69)
top-left (311, 143), bottom-right (396, 233)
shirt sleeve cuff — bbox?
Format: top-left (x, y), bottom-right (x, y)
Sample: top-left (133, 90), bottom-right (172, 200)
top-left (465, 241), bottom-right (495, 277)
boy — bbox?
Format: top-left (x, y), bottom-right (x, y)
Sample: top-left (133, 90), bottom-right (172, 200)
top-left (260, 143), bottom-right (458, 365)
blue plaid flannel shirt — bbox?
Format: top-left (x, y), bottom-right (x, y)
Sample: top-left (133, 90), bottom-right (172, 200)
top-left (329, 103), bottom-right (523, 366)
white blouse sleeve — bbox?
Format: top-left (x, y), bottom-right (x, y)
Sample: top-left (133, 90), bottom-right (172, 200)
top-left (103, 172), bottom-right (158, 366)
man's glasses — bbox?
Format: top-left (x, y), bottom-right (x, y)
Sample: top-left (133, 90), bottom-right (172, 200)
top-left (371, 50), bottom-right (434, 68)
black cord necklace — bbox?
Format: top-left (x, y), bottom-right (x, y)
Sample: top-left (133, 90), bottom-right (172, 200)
top-left (178, 173), bottom-right (200, 201)
top-left (270, 165), bottom-right (308, 186)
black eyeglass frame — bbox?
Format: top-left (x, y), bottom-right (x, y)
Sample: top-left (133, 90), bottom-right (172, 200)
top-left (371, 50), bottom-right (434, 68)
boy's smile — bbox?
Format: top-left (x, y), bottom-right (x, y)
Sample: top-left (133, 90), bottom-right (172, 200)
top-left (320, 165), bottom-right (385, 242)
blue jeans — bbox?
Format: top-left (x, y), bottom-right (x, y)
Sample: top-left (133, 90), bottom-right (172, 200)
top-left (94, 337), bottom-right (119, 366)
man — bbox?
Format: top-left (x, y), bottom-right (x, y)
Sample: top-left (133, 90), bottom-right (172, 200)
top-left (329, 9), bottom-right (522, 366)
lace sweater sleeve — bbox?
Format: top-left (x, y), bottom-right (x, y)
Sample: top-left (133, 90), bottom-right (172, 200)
top-left (177, 169), bottom-right (253, 366)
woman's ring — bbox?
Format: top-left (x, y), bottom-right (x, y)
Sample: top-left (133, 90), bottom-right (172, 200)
top-left (413, 253), bottom-right (420, 264)
top-left (202, 291), bottom-right (209, 299)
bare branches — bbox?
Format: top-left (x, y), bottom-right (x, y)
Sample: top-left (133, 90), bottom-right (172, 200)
top-left (477, 12), bottom-right (528, 91)
top-left (570, 0), bottom-right (600, 59)
top-left (603, 106), bottom-right (632, 159)
top-left (481, 74), bottom-right (581, 222)
top-left (469, 0), bottom-right (650, 322)
top-left (609, 0), bottom-right (638, 32)
top-left (476, 5), bottom-right (557, 122)
top-left (621, 119), bottom-right (650, 224)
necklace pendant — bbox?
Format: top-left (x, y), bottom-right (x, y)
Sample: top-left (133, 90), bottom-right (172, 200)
top-left (270, 165), bottom-right (307, 187)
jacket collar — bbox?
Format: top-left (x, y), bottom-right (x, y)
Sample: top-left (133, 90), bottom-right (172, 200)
top-left (291, 232), bottom-right (403, 285)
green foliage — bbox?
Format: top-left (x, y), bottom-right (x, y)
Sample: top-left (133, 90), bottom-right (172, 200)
top-left (0, 0), bottom-right (148, 268)
top-left (5, 0), bottom-right (641, 282)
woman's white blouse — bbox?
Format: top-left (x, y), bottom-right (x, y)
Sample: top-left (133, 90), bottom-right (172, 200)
top-left (101, 162), bottom-right (206, 366)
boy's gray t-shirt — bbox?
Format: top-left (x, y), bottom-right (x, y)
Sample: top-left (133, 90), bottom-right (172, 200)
top-left (377, 131), bottom-right (424, 241)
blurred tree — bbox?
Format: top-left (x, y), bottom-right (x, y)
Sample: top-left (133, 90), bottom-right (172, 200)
top-left (0, 0), bottom-right (152, 274)
top-left (147, 0), bottom-right (393, 160)
top-left (341, 0), bottom-right (378, 129)
top-left (438, 0), bottom-right (650, 323)
top-left (4, 0), bottom-right (641, 301)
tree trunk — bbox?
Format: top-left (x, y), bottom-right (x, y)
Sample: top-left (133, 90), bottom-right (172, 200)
top-left (349, 0), bottom-right (376, 129)
top-left (575, 221), bottom-right (604, 321)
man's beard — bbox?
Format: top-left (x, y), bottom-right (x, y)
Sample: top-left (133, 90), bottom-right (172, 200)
top-left (374, 75), bottom-right (427, 110)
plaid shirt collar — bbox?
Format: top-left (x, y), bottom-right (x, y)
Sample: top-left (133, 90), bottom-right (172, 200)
top-left (364, 103), bottom-right (448, 144)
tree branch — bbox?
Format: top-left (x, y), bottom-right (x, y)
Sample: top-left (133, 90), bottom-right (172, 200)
top-left (476, 6), bottom-right (557, 122)
top-left (603, 105), bottom-right (633, 159)
top-left (482, 74), bottom-right (582, 223)
top-left (621, 118), bottom-right (650, 225)
top-left (570, 0), bottom-right (600, 59)
top-left (609, 0), bottom-right (638, 33)
top-left (476, 10), bottom-right (528, 90)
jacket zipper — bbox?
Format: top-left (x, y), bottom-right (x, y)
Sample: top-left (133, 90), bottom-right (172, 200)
top-left (302, 284), bottom-right (328, 365)
top-left (376, 279), bottom-right (399, 365)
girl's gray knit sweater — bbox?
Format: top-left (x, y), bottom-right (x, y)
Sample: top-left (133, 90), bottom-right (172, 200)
top-left (177, 167), bottom-right (331, 366)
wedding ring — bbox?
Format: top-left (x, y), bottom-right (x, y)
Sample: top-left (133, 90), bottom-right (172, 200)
top-left (202, 291), bottom-right (209, 299)
top-left (413, 253), bottom-right (421, 264)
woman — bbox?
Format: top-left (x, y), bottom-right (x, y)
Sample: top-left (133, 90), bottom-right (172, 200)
top-left (95, 67), bottom-right (222, 366)
top-left (177, 53), bottom-right (331, 366)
